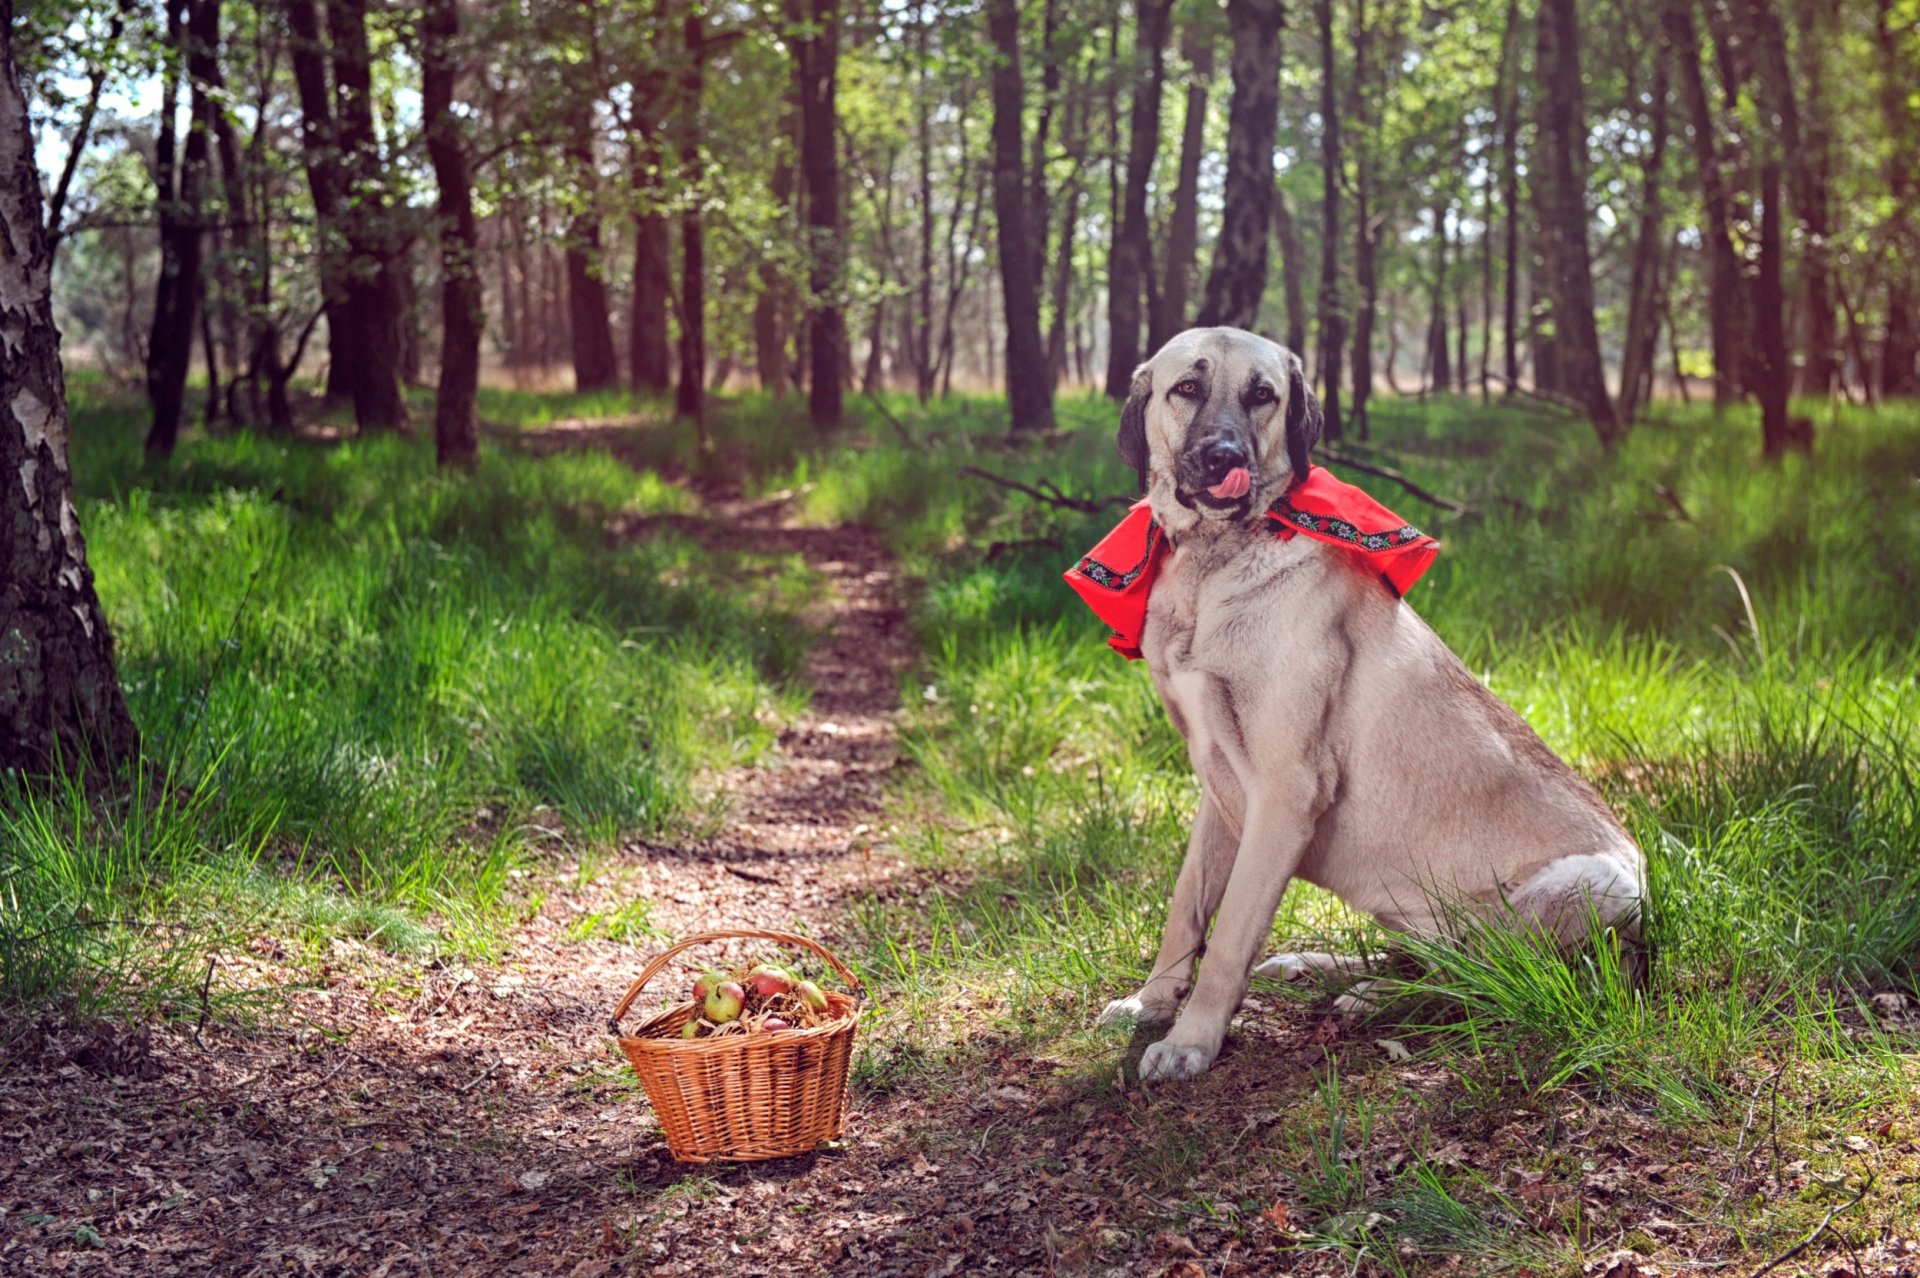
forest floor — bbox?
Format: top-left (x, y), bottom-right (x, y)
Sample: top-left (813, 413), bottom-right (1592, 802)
top-left (7, 390), bottom-right (1920, 1277)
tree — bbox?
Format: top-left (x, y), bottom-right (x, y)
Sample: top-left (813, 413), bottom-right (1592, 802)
top-left (1314, 0), bottom-right (1343, 440)
top-left (0, 1), bottom-right (138, 774)
top-left (676, 10), bottom-right (709, 433)
top-left (145, 0), bottom-right (217, 461)
top-left (1666, 0), bottom-right (1746, 409)
top-left (422, 0), bottom-right (479, 469)
top-left (1536, 0), bottom-right (1618, 444)
top-left (1195, 0), bottom-right (1283, 331)
top-left (1154, 14), bottom-right (1214, 346)
top-left (1618, 26), bottom-right (1671, 422)
top-left (562, 10), bottom-right (620, 394)
top-left (795, 0), bottom-right (844, 428)
top-left (1105, 0), bottom-right (1172, 395)
top-left (629, 32), bottom-right (673, 395)
top-left (1875, 0), bottom-right (1919, 397)
top-left (986, 0), bottom-right (1054, 435)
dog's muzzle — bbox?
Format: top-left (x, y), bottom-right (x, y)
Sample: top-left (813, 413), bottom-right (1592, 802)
top-left (1176, 431), bottom-right (1257, 519)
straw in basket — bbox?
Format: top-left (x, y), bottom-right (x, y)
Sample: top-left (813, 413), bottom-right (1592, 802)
top-left (610, 928), bottom-right (860, 1163)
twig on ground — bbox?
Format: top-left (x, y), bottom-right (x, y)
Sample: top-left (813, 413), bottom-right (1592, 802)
top-left (194, 955), bottom-right (216, 1047)
top-left (957, 465), bottom-right (1134, 513)
top-left (863, 391), bottom-right (916, 446)
top-left (723, 864), bottom-right (781, 885)
top-left (1317, 448), bottom-right (1467, 514)
top-left (1745, 1172), bottom-right (1874, 1278)
top-left (1484, 372), bottom-right (1586, 415)
top-left (458, 1059), bottom-right (503, 1094)
top-left (1653, 483), bottom-right (1692, 522)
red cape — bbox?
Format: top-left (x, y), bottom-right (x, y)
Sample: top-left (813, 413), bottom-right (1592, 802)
top-left (1063, 465), bottom-right (1440, 660)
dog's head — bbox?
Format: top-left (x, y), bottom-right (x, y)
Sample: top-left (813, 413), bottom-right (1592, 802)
top-left (1117, 327), bottom-right (1321, 529)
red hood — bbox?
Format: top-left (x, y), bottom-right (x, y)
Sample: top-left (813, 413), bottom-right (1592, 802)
top-left (1063, 465), bottom-right (1441, 660)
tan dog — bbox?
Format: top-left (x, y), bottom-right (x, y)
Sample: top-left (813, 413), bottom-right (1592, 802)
top-left (1090, 328), bottom-right (1645, 1082)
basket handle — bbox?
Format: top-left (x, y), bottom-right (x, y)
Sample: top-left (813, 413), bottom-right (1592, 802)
top-left (609, 928), bottom-right (862, 1035)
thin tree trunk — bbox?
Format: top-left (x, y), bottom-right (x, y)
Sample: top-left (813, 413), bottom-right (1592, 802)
top-left (326, 0), bottom-right (408, 432)
top-left (1537, 0), bottom-right (1618, 443)
top-left (564, 106), bottom-right (620, 392)
top-left (1788, 0), bottom-right (1836, 395)
top-left (1874, 0), bottom-right (1918, 397)
top-left (987, 0), bottom-right (1055, 435)
top-left (676, 13), bottom-right (706, 436)
top-left (1428, 201), bottom-right (1450, 393)
top-left (1619, 33), bottom-right (1671, 422)
top-left (1499, 0), bottom-right (1521, 390)
top-left (1047, 92), bottom-right (1086, 386)
top-left (753, 103), bottom-right (796, 396)
top-left (797, 0), bottom-right (845, 428)
top-left (1196, 0), bottom-right (1283, 331)
top-left (1315, 0), bottom-right (1344, 441)
top-left (146, 0), bottom-right (217, 461)
top-left (1754, 158), bottom-right (1797, 456)
top-left (0, 1), bottom-right (140, 773)
top-left (1154, 16), bottom-right (1214, 345)
top-left (1666, 0), bottom-right (1747, 409)
top-left (629, 120), bottom-right (673, 392)
top-left (1105, 0), bottom-right (1173, 394)
top-left (1273, 187), bottom-right (1308, 359)
top-left (422, 0), bottom-right (478, 469)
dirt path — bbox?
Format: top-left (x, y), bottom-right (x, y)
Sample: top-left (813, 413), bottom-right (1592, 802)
top-left (0, 494), bottom-right (944, 1276)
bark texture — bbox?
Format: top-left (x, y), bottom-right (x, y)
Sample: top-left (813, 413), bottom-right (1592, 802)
top-left (1154, 20), bottom-right (1213, 347)
top-left (0, 7), bottom-right (139, 773)
top-left (797, 0), bottom-right (845, 427)
top-left (1105, 0), bottom-right (1173, 395)
top-left (146, 0), bottom-right (217, 460)
top-left (564, 100), bottom-right (620, 392)
top-left (1314, 0), bottom-right (1344, 439)
top-left (987, 0), bottom-right (1054, 435)
top-left (422, 0), bottom-right (478, 469)
top-left (1536, 0), bottom-right (1618, 442)
top-left (1195, 0), bottom-right (1283, 331)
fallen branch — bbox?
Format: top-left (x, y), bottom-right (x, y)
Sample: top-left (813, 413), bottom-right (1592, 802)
top-left (1484, 372), bottom-right (1586, 416)
top-left (1317, 448), bottom-right (1467, 515)
top-left (1746, 1172), bottom-right (1874, 1278)
top-left (957, 465), bottom-right (1134, 513)
top-left (862, 390), bottom-right (915, 446)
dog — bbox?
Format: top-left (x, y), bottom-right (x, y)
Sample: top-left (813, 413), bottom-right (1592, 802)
top-left (1072, 327), bottom-right (1645, 1083)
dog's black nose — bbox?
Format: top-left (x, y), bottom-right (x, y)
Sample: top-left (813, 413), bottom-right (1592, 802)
top-left (1200, 438), bottom-right (1247, 477)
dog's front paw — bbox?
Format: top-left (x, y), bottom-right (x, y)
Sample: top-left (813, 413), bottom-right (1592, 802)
top-left (1096, 991), bottom-right (1175, 1029)
top-left (1138, 1037), bottom-right (1218, 1082)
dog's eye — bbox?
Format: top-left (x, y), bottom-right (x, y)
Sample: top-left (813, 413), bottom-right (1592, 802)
top-left (1173, 379), bottom-right (1200, 398)
top-left (1250, 385), bottom-right (1276, 404)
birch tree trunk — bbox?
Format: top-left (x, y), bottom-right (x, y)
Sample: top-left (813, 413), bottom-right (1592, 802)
top-left (0, 5), bottom-right (139, 774)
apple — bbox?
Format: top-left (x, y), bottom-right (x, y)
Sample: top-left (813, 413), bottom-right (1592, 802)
top-left (691, 969), bottom-right (728, 1002)
top-left (759, 1018), bottom-right (791, 1033)
top-left (704, 980), bottom-right (746, 1023)
top-left (744, 965), bottom-right (794, 999)
top-left (680, 1020), bottom-right (703, 1040)
top-left (794, 979), bottom-right (829, 1012)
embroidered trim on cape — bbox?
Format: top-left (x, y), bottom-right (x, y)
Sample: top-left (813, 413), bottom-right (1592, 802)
top-left (1073, 519), bottom-right (1163, 590)
top-left (1269, 498), bottom-right (1427, 553)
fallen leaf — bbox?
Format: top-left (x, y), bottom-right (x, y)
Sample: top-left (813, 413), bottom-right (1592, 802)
top-left (1376, 1038), bottom-right (1413, 1063)
top-left (1262, 1200), bottom-right (1291, 1230)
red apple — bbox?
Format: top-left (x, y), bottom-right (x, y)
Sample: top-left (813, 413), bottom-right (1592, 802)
top-left (759, 1018), bottom-right (791, 1033)
top-left (704, 980), bottom-right (745, 1023)
top-left (691, 969), bottom-right (728, 1002)
top-left (794, 979), bottom-right (829, 1012)
top-left (745, 966), bottom-right (794, 999)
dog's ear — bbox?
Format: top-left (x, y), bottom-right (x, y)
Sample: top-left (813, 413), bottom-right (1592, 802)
top-left (1117, 363), bottom-right (1152, 493)
top-left (1284, 351), bottom-right (1322, 482)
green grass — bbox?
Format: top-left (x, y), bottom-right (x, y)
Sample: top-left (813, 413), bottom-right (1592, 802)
top-left (2, 377), bottom-right (814, 1015)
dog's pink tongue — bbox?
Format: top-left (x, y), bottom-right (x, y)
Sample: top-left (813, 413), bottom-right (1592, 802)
top-left (1206, 467), bottom-right (1251, 500)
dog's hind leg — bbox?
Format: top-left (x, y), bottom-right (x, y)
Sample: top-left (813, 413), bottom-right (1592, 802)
top-left (1098, 791), bottom-right (1238, 1029)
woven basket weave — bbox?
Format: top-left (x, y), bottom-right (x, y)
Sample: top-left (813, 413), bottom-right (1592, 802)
top-left (610, 928), bottom-right (860, 1163)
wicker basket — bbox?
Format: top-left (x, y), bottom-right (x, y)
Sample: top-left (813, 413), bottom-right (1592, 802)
top-left (610, 928), bottom-right (861, 1163)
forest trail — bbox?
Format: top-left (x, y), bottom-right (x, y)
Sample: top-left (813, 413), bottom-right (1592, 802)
top-left (0, 486), bottom-right (968, 1276)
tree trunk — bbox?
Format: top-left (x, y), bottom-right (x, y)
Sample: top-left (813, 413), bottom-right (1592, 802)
top-left (1348, 0), bottom-right (1378, 433)
top-left (912, 7), bottom-right (935, 401)
top-left (326, 0), bottom-right (408, 432)
top-left (1273, 188), bottom-right (1308, 359)
top-left (1499, 0), bottom-right (1521, 390)
top-left (987, 0), bottom-right (1055, 435)
top-left (1154, 17), bottom-right (1214, 345)
top-left (676, 13), bottom-right (706, 436)
top-left (0, 5), bottom-right (139, 774)
top-left (1754, 159), bottom-right (1797, 457)
top-left (1787, 0), bottom-right (1836, 395)
top-left (1619, 32), bottom-right (1671, 422)
top-left (753, 104), bottom-right (796, 397)
top-left (1196, 0), bottom-right (1283, 331)
top-left (1537, 0), bottom-right (1618, 443)
top-left (1105, 0), bottom-right (1173, 394)
top-left (1047, 91), bottom-right (1086, 386)
top-left (1666, 0), bottom-right (1747, 409)
top-left (1315, 0), bottom-right (1344, 440)
top-left (146, 0), bottom-right (217, 461)
top-left (1875, 0), bottom-right (1918, 397)
top-left (564, 103), bottom-right (620, 392)
top-left (422, 0), bottom-right (478, 469)
top-left (1427, 202), bottom-right (1450, 393)
top-left (797, 0), bottom-right (845, 428)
